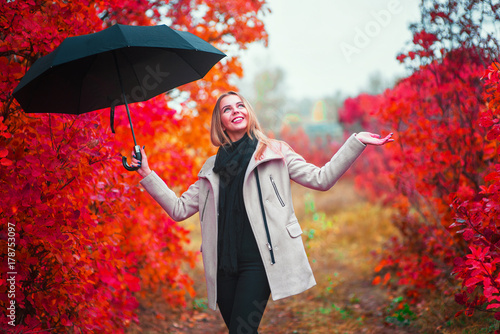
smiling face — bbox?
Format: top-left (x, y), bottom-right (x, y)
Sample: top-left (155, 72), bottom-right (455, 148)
top-left (219, 94), bottom-right (249, 142)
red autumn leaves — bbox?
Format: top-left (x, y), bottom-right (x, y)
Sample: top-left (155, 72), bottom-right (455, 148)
top-left (338, 1), bottom-right (500, 325)
top-left (1, 0), bottom-right (268, 332)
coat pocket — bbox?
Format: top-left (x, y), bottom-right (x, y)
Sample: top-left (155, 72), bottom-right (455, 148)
top-left (270, 175), bottom-right (286, 207)
top-left (286, 221), bottom-right (303, 238)
top-left (200, 189), bottom-right (210, 222)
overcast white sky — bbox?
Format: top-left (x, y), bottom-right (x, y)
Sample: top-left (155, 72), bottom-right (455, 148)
top-left (236, 0), bottom-right (422, 100)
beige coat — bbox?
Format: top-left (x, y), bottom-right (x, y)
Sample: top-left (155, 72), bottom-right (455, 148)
top-left (140, 134), bottom-right (366, 310)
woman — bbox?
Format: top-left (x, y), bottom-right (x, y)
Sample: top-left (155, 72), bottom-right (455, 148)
top-left (131, 91), bottom-right (393, 333)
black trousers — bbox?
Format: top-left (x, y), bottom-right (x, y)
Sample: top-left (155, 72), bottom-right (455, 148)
top-left (216, 218), bottom-right (271, 334)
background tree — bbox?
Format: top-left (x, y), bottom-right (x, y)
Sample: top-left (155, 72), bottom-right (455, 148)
top-left (0, 0), bottom-right (269, 332)
top-left (359, 71), bottom-right (396, 95)
top-left (338, 0), bottom-right (500, 326)
top-left (247, 67), bottom-right (287, 134)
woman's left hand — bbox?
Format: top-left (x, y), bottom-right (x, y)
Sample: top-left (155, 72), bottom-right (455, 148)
top-left (355, 132), bottom-right (394, 146)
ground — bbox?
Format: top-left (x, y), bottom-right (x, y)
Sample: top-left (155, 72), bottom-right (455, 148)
top-left (128, 180), bottom-right (475, 334)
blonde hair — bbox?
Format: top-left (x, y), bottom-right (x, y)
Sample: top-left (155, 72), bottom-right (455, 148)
top-left (210, 91), bottom-right (274, 160)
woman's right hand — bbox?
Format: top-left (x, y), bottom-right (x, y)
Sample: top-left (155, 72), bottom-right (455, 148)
top-left (131, 146), bottom-right (152, 178)
top-left (355, 132), bottom-right (394, 146)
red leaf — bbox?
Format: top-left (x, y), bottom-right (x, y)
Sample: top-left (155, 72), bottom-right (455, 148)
top-left (463, 229), bottom-right (474, 241)
top-left (55, 253), bottom-right (64, 265)
top-left (484, 286), bottom-right (499, 298)
top-left (465, 276), bottom-right (483, 288)
top-left (0, 158), bottom-right (13, 166)
top-left (383, 272), bottom-right (391, 285)
top-left (487, 124), bottom-right (500, 140)
top-left (487, 303), bottom-right (500, 310)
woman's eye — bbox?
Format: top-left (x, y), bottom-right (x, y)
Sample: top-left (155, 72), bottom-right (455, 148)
top-left (237, 104), bottom-right (244, 108)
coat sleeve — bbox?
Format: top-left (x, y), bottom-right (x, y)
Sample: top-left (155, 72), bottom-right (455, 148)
top-left (140, 171), bottom-right (200, 221)
top-left (285, 134), bottom-right (366, 191)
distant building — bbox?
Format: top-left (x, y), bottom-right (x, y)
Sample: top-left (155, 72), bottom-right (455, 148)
top-left (282, 100), bottom-right (343, 143)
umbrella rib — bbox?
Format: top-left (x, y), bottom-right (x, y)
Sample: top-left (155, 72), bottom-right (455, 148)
top-left (117, 48), bottom-right (144, 101)
top-left (113, 50), bottom-right (138, 146)
top-left (78, 54), bottom-right (100, 114)
top-left (177, 49), bottom-right (205, 78)
top-left (164, 49), bottom-right (208, 84)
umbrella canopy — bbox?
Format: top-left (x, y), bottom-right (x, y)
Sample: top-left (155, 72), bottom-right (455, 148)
top-left (13, 24), bottom-right (226, 170)
top-left (13, 24), bottom-right (226, 114)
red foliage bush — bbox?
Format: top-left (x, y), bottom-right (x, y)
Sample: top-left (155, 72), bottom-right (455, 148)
top-left (450, 62), bottom-right (500, 320)
top-left (0, 0), bottom-right (268, 332)
top-left (367, 48), bottom-right (492, 295)
top-left (279, 124), bottom-right (342, 167)
top-left (338, 93), bottom-right (395, 203)
top-left (338, 0), bottom-right (500, 325)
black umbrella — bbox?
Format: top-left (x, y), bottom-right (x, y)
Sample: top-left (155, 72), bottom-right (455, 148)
top-left (13, 24), bottom-right (226, 171)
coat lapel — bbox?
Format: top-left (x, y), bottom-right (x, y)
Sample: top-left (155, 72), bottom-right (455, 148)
top-left (245, 141), bottom-right (284, 181)
top-left (198, 142), bottom-right (284, 186)
top-left (198, 155), bottom-right (218, 185)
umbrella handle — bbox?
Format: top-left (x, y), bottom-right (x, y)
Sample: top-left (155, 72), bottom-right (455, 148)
top-left (122, 145), bottom-right (142, 171)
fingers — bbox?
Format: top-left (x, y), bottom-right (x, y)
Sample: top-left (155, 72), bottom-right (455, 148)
top-left (131, 145), bottom-right (150, 169)
top-left (131, 150), bottom-right (142, 168)
top-left (371, 133), bottom-right (394, 142)
top-left (131, 151), bottom-right (140, 162)
top-left (383, 133), bottom-right (395, 143)
top-left (130, 157), bottom-right (141, 168)
top-left (379, 133), bottom-right (393, 139)
top-left (358, 131), bottom-right (395, 145)
top-left (372, 132), bottom-right (394, 145)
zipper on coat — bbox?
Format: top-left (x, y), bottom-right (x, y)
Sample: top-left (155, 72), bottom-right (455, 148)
top-left (201, 190), bottom-right (210, 221)
top-left (269, 175), bottom-right (285, 207)
top-left (255, 168), bottom-right (276, 265)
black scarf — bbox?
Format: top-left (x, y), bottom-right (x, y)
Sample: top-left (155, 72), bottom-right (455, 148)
top-left (213, 133), bottom-right (258, 275)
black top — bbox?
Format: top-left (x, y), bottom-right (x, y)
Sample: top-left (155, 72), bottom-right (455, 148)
top-left (213, 134), bottom-right (260, 274)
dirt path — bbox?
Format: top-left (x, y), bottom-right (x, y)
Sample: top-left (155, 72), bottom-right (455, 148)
top-left (129, 181), bottom-right (419, 333)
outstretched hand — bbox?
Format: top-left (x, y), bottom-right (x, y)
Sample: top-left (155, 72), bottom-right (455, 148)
top-left (131, 146), bottom-right (152, 178)
top-left (355, 132), bottom-right (394, 146)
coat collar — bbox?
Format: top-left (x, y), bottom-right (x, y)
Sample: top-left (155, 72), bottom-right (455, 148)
top-left (246, 141), bottom-right (284, 172)
top-left (198, 141), bottom-right (284, 183)
top-left (198, 155), bottom-right (217, 181)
